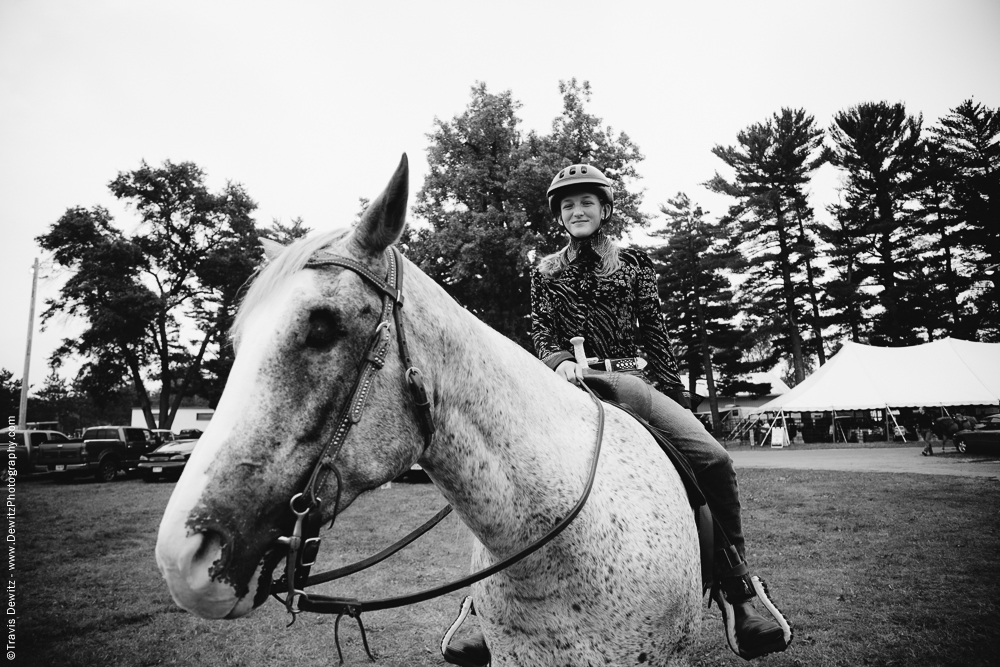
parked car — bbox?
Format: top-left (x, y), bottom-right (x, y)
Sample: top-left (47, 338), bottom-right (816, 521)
top-left (955, 415), bottom-right (1000, 454)
top-left (36, 426), bottom-right (158, 482)
top-left (177, 429), bottom-right (203, 439)
top-left (138, 438), bottom-right (199, 481)
top-left (11, 430), bottom-right (79, 472)
top-left (151, 429), bottom-right (177, 446)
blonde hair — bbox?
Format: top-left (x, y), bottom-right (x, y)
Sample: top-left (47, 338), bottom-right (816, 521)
top-left (230, 228), bottom-right (352, 349)
top-left (536, 230), bottom-right (621, 279)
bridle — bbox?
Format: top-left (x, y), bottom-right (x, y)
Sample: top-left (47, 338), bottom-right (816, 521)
top-left (269, 245), bottom-right (606, 664)
top-left (271, 246), bottom-right (434, 614)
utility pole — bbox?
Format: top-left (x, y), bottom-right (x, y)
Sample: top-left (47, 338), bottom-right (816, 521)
top-left (17, 258), bottom-right (39, 429)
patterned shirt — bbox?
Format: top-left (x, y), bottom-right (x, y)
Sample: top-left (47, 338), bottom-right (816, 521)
top-left (530, 245), bottom-right (684, 391)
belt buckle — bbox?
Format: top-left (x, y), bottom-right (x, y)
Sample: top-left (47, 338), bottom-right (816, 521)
top-left (606, 358), bottom-right (638, 372)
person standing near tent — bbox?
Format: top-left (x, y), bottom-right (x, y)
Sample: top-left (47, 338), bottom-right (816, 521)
top-left (916, 407), bottom-right (935, 456)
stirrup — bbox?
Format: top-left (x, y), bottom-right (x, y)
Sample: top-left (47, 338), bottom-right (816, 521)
top-left (712, 575), bottom-right (793, 660)
top-left (441, 596), bottom-right (491, 667)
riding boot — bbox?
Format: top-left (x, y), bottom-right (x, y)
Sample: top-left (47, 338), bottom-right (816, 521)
top-left (712, 545), bottom-right (793, 660)
top-left (441, 596), bottom-right (491, 667)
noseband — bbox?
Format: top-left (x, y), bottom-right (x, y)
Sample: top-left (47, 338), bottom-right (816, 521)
top-left (273, 246), bottom-right (436, 615)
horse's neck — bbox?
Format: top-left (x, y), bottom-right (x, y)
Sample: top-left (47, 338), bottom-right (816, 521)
top-left (407, 268), bottom-right (597, 554)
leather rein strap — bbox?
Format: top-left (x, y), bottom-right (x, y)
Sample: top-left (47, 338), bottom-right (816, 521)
top-left (296, 382), bottom-right (605, 616)
top-left (269, 245), bottom-right (607, 662)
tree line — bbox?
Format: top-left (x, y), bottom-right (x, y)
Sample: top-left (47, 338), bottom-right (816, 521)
top-left (8, 81), bottom-right (998, 429)
top-left (404, 84), bottom-right (998, 425)
top-left (661, 100), bottom-right (997, 422)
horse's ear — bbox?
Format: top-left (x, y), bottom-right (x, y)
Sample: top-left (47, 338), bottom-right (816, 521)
top-left (259, 237), bottom-right (286, 261)
top-left (353, 154), bottom-right (409, 255)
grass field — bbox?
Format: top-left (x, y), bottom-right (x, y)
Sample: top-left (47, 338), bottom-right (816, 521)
top-left (16, 465), bottom-right (1000, 667)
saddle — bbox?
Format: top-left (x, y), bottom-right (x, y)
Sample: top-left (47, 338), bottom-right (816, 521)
top-left (581, 372), bottom-right (715, 589)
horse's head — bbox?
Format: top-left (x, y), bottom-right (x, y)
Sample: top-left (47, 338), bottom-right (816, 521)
top-left (156, 155), bottom-right (430, 619)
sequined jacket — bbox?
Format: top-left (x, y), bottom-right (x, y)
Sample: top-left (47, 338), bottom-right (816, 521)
top-left (530, 245), bottom-right (684, 392)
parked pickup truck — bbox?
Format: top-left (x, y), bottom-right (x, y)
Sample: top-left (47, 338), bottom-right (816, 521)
top-left (36, 426), bottom-right (158, 482)
top-left (12, 430), bottom-right (80, 472)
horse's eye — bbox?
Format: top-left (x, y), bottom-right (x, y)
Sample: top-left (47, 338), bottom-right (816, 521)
top-left (305, 309), bottom-right (342, 349)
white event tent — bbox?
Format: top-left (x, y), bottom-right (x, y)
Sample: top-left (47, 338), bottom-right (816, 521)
top-left (755, 338), bottom-right (1000, 414)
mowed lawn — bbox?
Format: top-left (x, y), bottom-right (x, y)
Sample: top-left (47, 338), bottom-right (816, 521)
top-left (16, 465), bottom-right (1000, 667)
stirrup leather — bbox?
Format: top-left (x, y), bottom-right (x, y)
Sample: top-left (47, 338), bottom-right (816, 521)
top-left (712, 575), bottom-right (793, 660)
top-left (441, 596), bottom-right (491, 667)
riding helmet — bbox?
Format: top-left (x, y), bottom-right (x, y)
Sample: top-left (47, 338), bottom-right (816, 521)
top-left (546, 164), bottom-right (614, 220)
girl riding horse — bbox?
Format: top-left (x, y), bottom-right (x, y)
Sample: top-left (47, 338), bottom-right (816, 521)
top-left (443, 164), bottom-right (792, 665)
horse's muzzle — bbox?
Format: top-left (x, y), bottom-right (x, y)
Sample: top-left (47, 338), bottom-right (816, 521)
top-left (156, 501), bottom-right (267, 620)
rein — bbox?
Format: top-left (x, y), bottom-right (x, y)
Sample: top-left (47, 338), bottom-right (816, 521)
top-left (269, 246), bottom-right (606, 664)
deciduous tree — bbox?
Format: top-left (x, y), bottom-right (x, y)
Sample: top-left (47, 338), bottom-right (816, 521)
top-left (38, 161), bottom-right (265, 427)
top-left (404, 80), bottom-right (647, 349)
top-left (0, 369), bottom-right (21, 420)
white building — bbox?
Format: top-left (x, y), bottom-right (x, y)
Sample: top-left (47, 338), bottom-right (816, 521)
top-left (130, 406), bottom-right (214, 433)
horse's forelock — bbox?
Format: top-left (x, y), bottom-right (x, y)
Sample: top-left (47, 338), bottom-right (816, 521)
top-left (230, 228), bottom-right (352, 349)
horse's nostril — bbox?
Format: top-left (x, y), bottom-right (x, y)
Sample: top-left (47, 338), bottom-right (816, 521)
top-left (182, 528), bottom-right (228, 588)
top-left (194, 529), bottom-right (224, 566)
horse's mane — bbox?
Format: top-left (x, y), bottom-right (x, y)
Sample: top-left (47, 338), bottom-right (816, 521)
top-left (231, 228), bottom-right (352, 349)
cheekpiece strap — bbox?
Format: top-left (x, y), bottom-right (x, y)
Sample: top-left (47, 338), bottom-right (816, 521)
top-left (302, 250), bottom-right (400, 504)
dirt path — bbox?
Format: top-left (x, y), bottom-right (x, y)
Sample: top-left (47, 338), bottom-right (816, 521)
top-left (729, 445), bottom-right (1000, 479)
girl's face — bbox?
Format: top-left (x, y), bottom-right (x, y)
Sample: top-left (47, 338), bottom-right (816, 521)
top-left (560, 191), bottom-right (609, 239)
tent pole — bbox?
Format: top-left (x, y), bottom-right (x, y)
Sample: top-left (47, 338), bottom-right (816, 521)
top-left (886, 405), bottom-right (905, 442)
top-left (763, 412), bottom-right (777, 446)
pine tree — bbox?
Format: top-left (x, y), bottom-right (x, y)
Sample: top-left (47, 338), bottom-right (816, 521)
top-left (647, 193), bottom-right (740, 425)
top-left (706, 108), bottom-right (827, 382)
top-left (827, 102), bottom-right (924, 346)
top-left (908, 136), bottom-right (968, 339)
top-left (930, 100), bottom-right (1000, 340)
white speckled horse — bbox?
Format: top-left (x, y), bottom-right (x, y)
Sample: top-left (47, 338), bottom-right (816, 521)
top-left (155, 155), bottom-right (701, 666)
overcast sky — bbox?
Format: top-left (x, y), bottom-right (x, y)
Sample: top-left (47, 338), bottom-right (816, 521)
top-left (2, 0), bottom-right (998, 393)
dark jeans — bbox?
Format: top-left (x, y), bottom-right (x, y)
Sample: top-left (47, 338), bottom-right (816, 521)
top-left (585, 373), bottom-right (746, 566)
top-left (646, 386), bottom-right (746, 564)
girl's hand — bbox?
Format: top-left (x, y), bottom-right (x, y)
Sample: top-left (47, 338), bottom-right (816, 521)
top-left (556, 360), bottom-right (586, 385)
